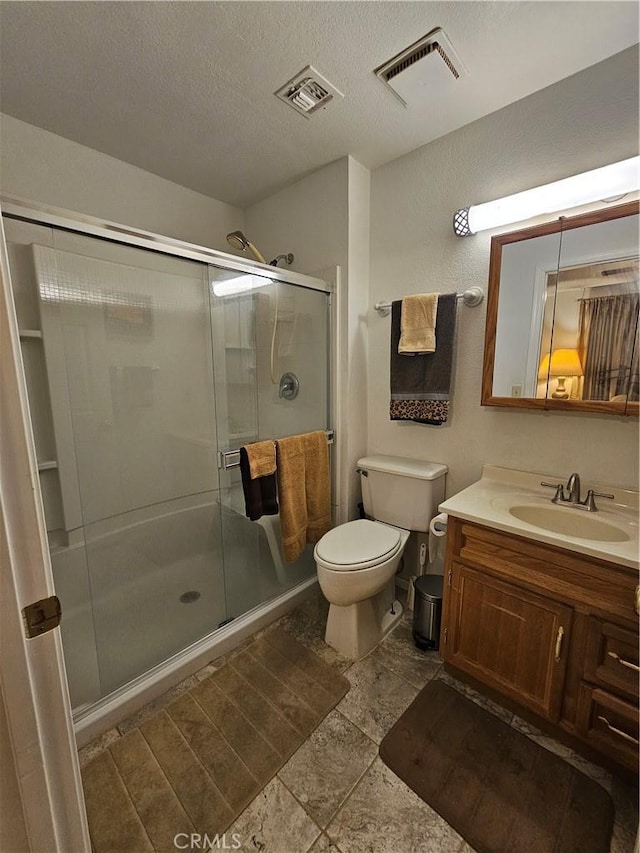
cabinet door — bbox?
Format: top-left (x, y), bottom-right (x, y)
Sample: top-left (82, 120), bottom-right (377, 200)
top-left (443, 563), bottom-right (572, 721)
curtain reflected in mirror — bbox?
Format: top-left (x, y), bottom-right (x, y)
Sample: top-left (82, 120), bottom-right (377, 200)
top-left (537, 258), bottom-right (639, 403)
top-left (578, 289), bottom-right (639, 402)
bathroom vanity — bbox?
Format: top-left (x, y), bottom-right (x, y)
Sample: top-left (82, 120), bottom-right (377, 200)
top-left (439, 467), bottom-right (639, 775)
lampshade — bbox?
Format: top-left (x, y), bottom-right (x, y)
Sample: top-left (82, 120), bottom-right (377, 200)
top-left (538, 348), bottom-right (583, 379)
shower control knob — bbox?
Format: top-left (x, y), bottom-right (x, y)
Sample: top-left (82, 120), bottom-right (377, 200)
top-left (279, 372), bottom-right (299, 400)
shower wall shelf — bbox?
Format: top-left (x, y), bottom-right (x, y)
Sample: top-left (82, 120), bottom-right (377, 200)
top-left (373, 286), bottom-right (484, 316)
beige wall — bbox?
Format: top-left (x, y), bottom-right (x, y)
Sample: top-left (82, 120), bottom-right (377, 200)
top-left (0, 114), bottom-right (243, 250)
top-left (368, 46), bottom-right (640, 498)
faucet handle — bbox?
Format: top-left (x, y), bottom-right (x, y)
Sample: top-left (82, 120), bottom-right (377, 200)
top-left (582, 489), bottom-right (615, 512)
top-left (541, 482), bottom-right (566, 503)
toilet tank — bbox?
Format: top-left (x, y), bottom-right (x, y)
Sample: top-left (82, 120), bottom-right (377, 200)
top-left (357, 455), bottom-right (447, 533)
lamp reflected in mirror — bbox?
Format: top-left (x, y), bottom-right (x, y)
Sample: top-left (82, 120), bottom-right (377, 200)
top-left (538, 348), bottom-right (583, 399)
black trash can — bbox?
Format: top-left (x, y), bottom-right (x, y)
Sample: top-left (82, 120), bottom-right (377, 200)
top-left (413, 574), bottom-right (443, 651)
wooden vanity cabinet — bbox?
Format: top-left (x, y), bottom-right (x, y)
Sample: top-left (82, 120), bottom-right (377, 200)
top-left (441, 517), bottom-right (639, 774)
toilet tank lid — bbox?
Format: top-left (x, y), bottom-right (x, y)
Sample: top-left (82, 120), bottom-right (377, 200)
top-left (357, 455), bottom-right (448, 481)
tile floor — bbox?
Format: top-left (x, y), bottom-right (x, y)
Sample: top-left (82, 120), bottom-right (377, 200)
top-left (80, 588), bottom-right (639, 853)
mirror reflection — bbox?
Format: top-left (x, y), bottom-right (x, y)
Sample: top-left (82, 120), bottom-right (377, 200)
top-left (484, 201), bottom-right (639, 414)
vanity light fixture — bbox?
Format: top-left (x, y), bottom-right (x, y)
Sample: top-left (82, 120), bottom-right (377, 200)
top-left (453, 156), bottom-right (640, 236)
top-left (538, 348), bottom-right (583, 399)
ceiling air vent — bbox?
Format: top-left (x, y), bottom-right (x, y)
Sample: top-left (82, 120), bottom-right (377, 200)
top-left (375, 27), bottom-right (467, 106)
top-left (275, 65), bottom-right (344, 118)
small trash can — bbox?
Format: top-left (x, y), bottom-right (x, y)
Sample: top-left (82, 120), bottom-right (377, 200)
top-left (413, 575), bottom-right (443, 651)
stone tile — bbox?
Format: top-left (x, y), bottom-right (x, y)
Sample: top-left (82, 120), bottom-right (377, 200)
top-left (437, 671), bottom-right (514, 724)
top-left (277, 609), bottom-right (351, 673)
top-left (194, 662), bottom-right (219, 682)
top-left (369, 620), bottom-right (442, 689)
top-left (610, 776), bottom-right (640, 838)
top-left (610, 821), bottom-right (637, 853)
top-left (116, 675), bottom-right (200, 735)
top-left (308, 833), bottom-right (343, 853)
top-left (337, 655), bottom-right (418, 744)
top-left (229, 776), bottom-right (321, 853)
top-left (298, 591), bottom-right (330, 626)
top-left (78, 727), bottom-right (121, 768)
top-left (326, 757), bottom-right (464, 853)
top-left (278, 709), bottom-right (378, 828)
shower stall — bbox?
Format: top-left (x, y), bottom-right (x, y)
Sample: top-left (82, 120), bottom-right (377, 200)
top-left (3, 201), bottom-right (332, 741)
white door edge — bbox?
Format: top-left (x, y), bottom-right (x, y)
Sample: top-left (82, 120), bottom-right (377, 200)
top-left (0, 207), bottom-right (91, 851)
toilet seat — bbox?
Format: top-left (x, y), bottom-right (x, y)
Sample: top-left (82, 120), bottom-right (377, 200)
top-left (315, 519), bottom-right (403, 571)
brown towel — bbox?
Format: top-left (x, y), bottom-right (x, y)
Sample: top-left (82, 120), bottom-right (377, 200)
top-left (244, 439), bottom-right (276, 479)
top-left (399, 294), bottom-right (438, 354)
top-left (240, 446), bottom-right (278, 522)
top-left (276, 431), bottom-right (332, 563)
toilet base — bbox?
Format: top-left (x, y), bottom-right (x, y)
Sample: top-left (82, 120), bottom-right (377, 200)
top-left (324, 582), bottom-right (403, 660)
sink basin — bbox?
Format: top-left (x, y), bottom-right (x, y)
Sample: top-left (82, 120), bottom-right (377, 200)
top-left (509, 505), bottom-right (630, 542)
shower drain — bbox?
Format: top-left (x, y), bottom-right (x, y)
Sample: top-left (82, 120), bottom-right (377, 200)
top-left (179, 590), bottom-right (201, 604)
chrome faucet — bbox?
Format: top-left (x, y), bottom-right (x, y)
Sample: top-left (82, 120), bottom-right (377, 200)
top-left (566, 472), bottom-right (581, 504)
top-left (541, 472), bottom-right (615, 512)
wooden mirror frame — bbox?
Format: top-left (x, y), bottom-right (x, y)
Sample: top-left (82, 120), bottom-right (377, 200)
top-left (481, 200), bottom-right (639, 415)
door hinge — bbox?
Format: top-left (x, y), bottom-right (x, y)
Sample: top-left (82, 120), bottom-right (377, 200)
top-left (443, 627), bottom-right (448, 644)
top-left (22, 596), bottom-right (61, 638)
top-left (447, 570), bottom-right (452, 587)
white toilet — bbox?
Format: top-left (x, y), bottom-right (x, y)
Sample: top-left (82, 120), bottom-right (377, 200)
top-left (314, 455), bottom-right (447, 659)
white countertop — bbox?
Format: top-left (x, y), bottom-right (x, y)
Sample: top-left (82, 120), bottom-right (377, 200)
top-left (439, 465), bottom-right (639, 569)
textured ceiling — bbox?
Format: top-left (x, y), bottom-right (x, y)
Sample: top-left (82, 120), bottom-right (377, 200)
top-left (0, 1), bottom-right (638, 208)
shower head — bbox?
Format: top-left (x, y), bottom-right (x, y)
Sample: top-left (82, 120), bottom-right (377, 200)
top-left (225, 230), bottom-right (267, 264)
top-left (269, 253), bottom-right (294, 267)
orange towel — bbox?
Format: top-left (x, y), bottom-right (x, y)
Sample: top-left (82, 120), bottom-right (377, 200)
top-left (244, 439), bottom-right (276, 479)
top-left (276, 431), bottom-right (332, 563)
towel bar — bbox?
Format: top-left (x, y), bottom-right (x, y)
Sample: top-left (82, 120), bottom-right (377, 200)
top-left (374, 287), bottom-right (483, 316)
top-left (218, 429), bottom-right (335, 470)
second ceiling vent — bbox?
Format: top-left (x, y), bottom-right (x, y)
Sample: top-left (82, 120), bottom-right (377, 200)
top-left (375, 27), bottom-right (467, 106)
top-left (275, 66), bottom-right (344, 118)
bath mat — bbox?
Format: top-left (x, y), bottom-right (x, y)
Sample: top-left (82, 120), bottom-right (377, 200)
top-left (82, 627), bottom-right (349, 853)
top-left (379, 680), bottom-right (614, 853)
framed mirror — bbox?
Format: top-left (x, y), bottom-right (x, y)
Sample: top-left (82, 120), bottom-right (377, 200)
top-left (482, 201), bottom-right (639, 415)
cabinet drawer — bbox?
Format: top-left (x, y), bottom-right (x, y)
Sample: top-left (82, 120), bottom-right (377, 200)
top-left (575, 684), bottom-right (639, 772)
top-left (584, 618), bottom-right (639, 700)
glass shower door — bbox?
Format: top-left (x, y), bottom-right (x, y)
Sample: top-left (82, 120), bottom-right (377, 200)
top-left (32, 233), bottom-right (228, 702)
top-left (209, 266), bottom-right (330, 620)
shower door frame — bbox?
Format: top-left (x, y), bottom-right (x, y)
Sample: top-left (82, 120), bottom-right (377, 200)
top-left (0, 195), bottom-right (338, 846)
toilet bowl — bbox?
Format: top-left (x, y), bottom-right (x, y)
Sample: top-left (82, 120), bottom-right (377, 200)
top-left (314, 519), bottom-right (409, 659)
top-left (314, 454), bottom-right (448, 660)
